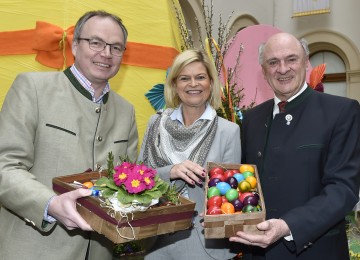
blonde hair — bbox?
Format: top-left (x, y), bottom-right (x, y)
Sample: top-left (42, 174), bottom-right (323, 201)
top-left (164, 49), bottom-right (222, 109)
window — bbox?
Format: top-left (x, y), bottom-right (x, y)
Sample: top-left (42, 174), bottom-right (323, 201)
top-left (310, 51), bottom-right (346, 97)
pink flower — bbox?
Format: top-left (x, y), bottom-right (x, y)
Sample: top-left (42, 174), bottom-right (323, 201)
top-left (136, 165), bottom-right (156, 177)
top-left (111, 161), bottom-right (159, 193)
top-left (124, 173), bottom-right (146, 193)
top-left (113, 162), bottom-right (135, 186)
top-left (145, 167), bottom-right (157, 178)
top-left (113, 167), bottom-right (130, 186)
top-left (121, 161), bottom-right (135, 170)
top-left (143, 173), bottom-right (155, 190)
top-left (133, 164), bottom-right (148, 176)
top-left (134, 164), bottom-right (156, 177)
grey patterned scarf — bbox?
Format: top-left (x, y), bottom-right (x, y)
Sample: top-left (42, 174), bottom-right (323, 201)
top-left (143, 108), bottom-right (218, 168)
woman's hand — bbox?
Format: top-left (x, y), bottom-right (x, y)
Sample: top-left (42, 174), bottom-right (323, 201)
top-left (170, 160), bottom-right (206, 185)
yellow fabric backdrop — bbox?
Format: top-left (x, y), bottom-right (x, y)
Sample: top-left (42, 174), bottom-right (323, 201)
top-left (0, 0), bottom-right (182, 149)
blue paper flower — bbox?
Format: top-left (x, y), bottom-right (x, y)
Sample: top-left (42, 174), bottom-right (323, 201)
top-left (145, 83), bottom-right (165, 111)
top-left (235, 107), bottom-right (243, 121)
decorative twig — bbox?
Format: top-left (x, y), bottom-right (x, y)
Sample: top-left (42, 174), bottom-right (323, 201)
top-left (171, 0), bottom-right (256, 127)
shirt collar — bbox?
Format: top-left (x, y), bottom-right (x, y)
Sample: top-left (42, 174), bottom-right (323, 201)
top-left (273, 82), bottom-right (308, 117)
top-left (70, 65), bottom-right (110, 104)
top-left (170, 103), bottom-right (213, 125)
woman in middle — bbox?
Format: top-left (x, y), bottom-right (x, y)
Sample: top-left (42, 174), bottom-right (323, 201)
top-left (139, 49), bottom-right (241, 260)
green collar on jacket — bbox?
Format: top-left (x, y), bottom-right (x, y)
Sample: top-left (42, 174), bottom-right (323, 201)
top-left (285, 86), bottom-right (313, 111)
top-left (63, 67), bottom-right (109, 104)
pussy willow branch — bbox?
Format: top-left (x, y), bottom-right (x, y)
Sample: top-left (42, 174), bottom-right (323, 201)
top-left (171, 0), bottom-right (255, 123)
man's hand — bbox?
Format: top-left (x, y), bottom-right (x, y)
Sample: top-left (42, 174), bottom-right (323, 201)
top-left (48, 188), bottom-right (93, 231)
top-left (229, 219), bottom-right (290, 248)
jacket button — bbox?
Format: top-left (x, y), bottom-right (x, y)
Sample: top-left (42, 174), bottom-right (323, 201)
top-left (257, 151), bottom-right (262, 158)
top-left (95, 107), bottom-right (101, 113)
top-left (96, 136), bottom-right (103, 142)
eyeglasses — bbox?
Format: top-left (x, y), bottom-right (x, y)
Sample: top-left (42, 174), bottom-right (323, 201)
top-left (78, 38), bottom-right (126, 57)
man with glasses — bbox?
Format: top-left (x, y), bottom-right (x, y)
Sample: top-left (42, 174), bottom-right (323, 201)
top-left (0, 10), bottom-right (138, 260)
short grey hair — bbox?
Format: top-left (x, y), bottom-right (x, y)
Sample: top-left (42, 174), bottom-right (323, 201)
top-left (73, 10), bottom-right (128, 44)
top-left (258, 37), bottom-right (309, 65)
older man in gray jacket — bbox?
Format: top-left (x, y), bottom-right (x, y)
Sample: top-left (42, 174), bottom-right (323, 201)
top-left (0, 10), bottom-right (138, 260)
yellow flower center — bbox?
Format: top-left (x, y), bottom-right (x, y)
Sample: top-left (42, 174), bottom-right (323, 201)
top-left (131, 179), bottom-right (140, 188)
top-left (119, 172), bottom-right (127, 180)
top-left (144, 177), bottom-right (151, 184)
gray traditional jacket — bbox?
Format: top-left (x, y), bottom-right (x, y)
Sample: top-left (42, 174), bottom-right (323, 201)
top-left (0, 68), bottom-right (138, 260)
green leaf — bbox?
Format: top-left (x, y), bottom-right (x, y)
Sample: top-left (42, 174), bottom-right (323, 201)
top-left (101, 188), bottom-right (117, 199)
top-left (107, 152), bottom-right (115, 179)
top-left (116, 186), bottom-right (128, 197)
top-left (145, 190), bottom-right (163, 199)
top-left (117, 190), bottom-right (135, 204)
top-left (95, 176), bottom-right (120, 191)
top-left (133, 193), bottom-right (153, 204)
top-left (157, 181), bottom-right (169, 194)
top-left (95, 176), bottom-right (109, 186)
top-left (105, 179), bottom-right (120, 190)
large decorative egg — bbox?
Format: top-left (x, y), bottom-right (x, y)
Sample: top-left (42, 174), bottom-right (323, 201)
top-left (226, 177), bottom-right (238, 189)
top-left (208, 177), bottom-right (222, 187)
top-left (242, 204), bottom-right (259, 213)
top-left (243, 195), bottom-right (259, 206)
top-left (216, 182), bottom-right (231, 195)
top-left (242, 171), bottom-right (254, 179)
top-left (233, 173), bottom-right (245, 183)
top-left (239, 192), bottom-right (253, 202)
top-left (238, 180), bottom-right (252, 192)
top-left (207, 186), bottom-right (221, 198)
top-left (252, 191), bottom-right (260, 200)
top-left (231, 198), bottom-right (244, 212)
top-left (225, 188), bottom-right (239, 202)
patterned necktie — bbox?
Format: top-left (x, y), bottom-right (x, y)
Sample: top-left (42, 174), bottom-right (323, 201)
top-left (278, 101), bottom-right (287, 113)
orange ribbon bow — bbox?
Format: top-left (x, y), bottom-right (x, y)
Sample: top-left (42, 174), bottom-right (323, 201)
top-left (32, 21), bottom-right (74, 69)
top-left (0, 21), bottom-right (178, 70)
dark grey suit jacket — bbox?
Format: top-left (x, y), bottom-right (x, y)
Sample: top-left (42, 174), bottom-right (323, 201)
top-left (242, 87), bottom-right (360, 259)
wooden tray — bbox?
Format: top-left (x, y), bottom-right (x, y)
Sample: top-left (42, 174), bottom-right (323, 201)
top-left (204, 162), bottom-right (266, 238)
top-left (52, 171), bottom-right (195, 243)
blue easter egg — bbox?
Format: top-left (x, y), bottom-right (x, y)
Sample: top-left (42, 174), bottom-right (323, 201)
top-left (233, 173), bottom-right (245, 183)
top-left (216, 181), bottom-right (231, 195)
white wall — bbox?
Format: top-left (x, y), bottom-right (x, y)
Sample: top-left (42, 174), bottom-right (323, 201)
top-left (190, 0), bottom-right (360, 101)
top-left (204, 0), bottom-right (360, 53)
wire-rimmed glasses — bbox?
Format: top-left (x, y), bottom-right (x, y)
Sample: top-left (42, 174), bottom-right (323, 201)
top-left (78, 38), bottom-right (126, 57)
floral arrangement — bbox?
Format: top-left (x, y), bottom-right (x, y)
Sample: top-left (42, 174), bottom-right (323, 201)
top-left (92, 153), bottom-right (184, 256)
top-left (95, 152), bottom-right (171, 210)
